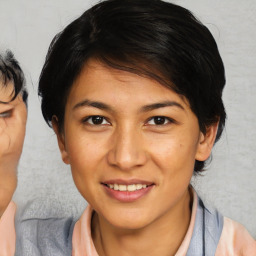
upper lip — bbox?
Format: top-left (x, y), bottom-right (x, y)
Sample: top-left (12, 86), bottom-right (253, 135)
top-left (102, 179), bottom-right (154, 186)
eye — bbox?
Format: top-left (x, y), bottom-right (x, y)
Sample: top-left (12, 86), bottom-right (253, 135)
top-left (0, 110), bottom-right (12, 118)
top-left (147, 116), bottom-right (173, 125)
top-left (83, 115), bottom-right (110, 125)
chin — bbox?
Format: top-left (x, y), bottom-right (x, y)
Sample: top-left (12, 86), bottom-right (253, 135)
top-left (113, 220), bottom-right (150, 230)
top-left (105, 210), bottom-right (153, 230)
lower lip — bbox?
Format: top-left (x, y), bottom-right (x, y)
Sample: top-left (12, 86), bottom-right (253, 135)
top-left (103, 185), bottom-right (154, 202)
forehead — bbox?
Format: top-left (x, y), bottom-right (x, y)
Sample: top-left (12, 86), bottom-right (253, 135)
top-left (68, 59), bottom-right (190, 109)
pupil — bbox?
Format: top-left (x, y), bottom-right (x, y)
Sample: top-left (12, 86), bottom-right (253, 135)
top-left (154, 117), bottom-right (165, 125)
top-left (92, 116), bottom-right (103, 124)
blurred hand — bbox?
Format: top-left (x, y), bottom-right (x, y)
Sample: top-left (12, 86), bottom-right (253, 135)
top-left (0, 83), bottom-right (27, 217)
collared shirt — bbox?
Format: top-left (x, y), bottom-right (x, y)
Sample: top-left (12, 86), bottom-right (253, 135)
top-left (15, 190), bottom-right (256, 255)
top-left (0, 201), bottom-right (16, 256)
top-left (72, 190), bottom-right (256, 256)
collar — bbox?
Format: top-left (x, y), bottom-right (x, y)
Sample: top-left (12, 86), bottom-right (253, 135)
top-left (72, 188), bottom-right (198, 256)
top-left (186, 193), bottom-right (223, 256)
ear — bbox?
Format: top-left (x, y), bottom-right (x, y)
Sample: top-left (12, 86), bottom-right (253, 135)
top-left (52, 116), bottom-right (70, 165)
top-left (195, 122), bottom-right (219, 161)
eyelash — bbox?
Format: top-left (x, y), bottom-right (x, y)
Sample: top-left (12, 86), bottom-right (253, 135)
top-left (0, 110), bottom-right (12, 118)
top-left (82, 115), bottom-right (175, 126)
top-left (82, 116), bottom-right (110, 126)
top-left (146, 116), bottom-right (175, 126)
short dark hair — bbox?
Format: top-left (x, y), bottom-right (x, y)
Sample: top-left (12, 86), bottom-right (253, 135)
top-left (38, 0), bottom-right (226, 173)
top-left (0, 50), bottom-right (28, 104)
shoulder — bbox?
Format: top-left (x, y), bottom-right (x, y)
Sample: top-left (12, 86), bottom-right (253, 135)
top-left (191, 192), bottom-right (256, 256)
top-left (215, 217), bottom-right (256, 256)
top-left (15, 198), bottom-right (77, 256)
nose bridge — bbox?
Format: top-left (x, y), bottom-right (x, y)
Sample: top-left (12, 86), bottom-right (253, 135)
top-left (108, 122), bottom-right (146, 170)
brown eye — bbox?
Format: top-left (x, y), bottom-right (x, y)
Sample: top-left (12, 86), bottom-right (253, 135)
top-left (84, 116), bottom-right (110, 125)
top-left (147, 116), bottom-right (170, 125)
top-left (154, 117), bottom-right (166, 125)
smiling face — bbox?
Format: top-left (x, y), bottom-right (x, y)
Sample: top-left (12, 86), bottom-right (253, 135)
top-left (0, 82), bottom-right (27, 216)
top-left (55, 59), bottom-right (217, 230)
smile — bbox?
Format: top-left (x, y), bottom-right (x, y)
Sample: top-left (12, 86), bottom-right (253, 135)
top-left (107, 184), bottom-right (148, 192)
top-left (102, 180), bottom-right (154, 202)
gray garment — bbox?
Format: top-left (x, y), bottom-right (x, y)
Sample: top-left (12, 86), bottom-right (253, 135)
top-left (15, 194), bottom-right (223, 256)
top-left (15, 198), bottom-right (76, 256)
top-left (186, 196), bottom-right (224, 256)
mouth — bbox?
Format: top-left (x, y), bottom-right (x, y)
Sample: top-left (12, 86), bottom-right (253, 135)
top-left (101, 180), bottom-right (155, 202)
top-left (103, 183), bottom-right (152, 192)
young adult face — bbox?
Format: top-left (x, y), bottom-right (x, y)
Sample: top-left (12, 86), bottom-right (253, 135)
top-left (54, 59), bottom-right (217, 230)
top-left (0, 82), bottom-right (27, 216)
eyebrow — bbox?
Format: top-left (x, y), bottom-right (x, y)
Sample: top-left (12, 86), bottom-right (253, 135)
top-left (73, 100), bottom-right (113, 111)
top-left (140, 101), bottom-right (184, 112)
top-left (72, 99), bottom-right (184, 112)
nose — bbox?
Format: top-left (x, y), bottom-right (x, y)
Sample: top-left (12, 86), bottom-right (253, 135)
top-left (107, 125), bottom-right (148, 171)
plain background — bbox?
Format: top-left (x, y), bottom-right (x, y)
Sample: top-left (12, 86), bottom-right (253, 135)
top-left (0, 0), bottom-right (255, 238)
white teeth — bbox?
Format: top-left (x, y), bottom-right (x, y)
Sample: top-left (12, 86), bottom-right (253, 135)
top-left (107, 183), bottom-right (149, 191)
top-left (136, 184), bottom-right (142, 190)
top-left (119, 185), bottom-right (127, 191)
top-left (127, 184), bottom-right (136, 192)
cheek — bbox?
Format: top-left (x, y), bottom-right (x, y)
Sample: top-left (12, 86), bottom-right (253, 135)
top-left (65, 132), bottom-right (107, 178)
top-left (148, 131), bottom-right (199, 174)
top-left (0, 169), bottom-right (17, 215)
top-left (15, 127), bottom-right (26, 153)
top-left (10, 105), bottom-right (27, 156)
top-left (0, 126), bottom-right (25, 162)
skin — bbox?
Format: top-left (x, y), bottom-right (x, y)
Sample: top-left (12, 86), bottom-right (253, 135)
top-left (0, 82), bottom-right (27, 217)
top-left (54, 59), bottom-right (218, 256)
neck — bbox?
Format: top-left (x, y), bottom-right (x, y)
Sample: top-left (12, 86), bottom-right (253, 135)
top-left (92, 188), bottom-right (192, 256)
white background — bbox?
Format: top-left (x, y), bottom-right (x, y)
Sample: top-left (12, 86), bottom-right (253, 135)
top-left (0, 0), bottom-right (255, 238)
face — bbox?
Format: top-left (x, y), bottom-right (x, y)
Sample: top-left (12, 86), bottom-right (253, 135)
top-left (56, 59), bottom-right (216, 230)
top-left (0, 82), bottom-right (27, 216)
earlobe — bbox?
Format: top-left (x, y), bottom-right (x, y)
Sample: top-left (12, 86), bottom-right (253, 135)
top-left (195, 122), bottom-right (219, 161)
top-left (52, 116), bottom-right (70, 165)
